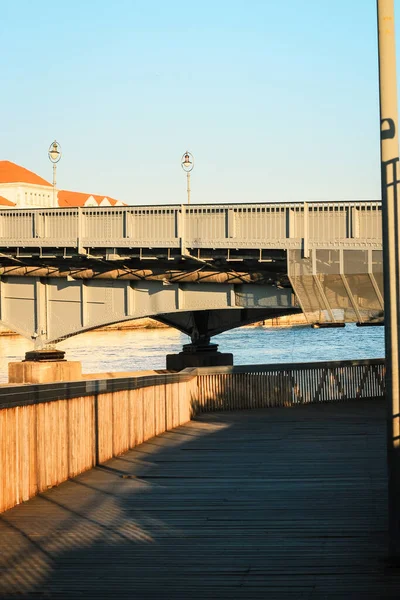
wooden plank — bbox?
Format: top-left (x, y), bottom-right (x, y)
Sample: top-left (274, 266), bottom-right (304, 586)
top-left (133, 388), bottom-right (144, 446)
top-left (2, 409), bottom-right (16, 511)
top-left (143, 386), bottom-right (156, 442)
top-left (97, 392), bottom-right (113, 463)
top-left (112, 390), bottom-right (130, 457)
top-left (155, 383), bottom-right (166, 436)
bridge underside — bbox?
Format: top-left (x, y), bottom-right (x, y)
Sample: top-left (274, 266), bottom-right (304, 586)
top-left (0, 275), bottom-right (297, 350)
top-left (0, 244), bottom-right (384, 353)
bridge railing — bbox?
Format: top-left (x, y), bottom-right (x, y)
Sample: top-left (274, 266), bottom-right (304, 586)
top-left (0, 201), bottom-right (382, 250)
top-left (0, 358), bottom-right (385, 513)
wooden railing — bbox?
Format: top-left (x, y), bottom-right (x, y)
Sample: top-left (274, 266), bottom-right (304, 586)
top-left (0, 373), bottom-right (197, 513)
top-left (0, 359), bottom-right (385, 513)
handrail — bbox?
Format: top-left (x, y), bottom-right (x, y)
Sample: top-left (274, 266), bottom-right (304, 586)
top-left (0, 359), bottom-right (385, 410)
top-left (190, 358), bottom-right (385, 375)
top-left (0, 200), bottom-right (383, 210)
top-left (0, 201), bottom-right (382, 250)
top-left (0, 369), bottom-right (197, 409)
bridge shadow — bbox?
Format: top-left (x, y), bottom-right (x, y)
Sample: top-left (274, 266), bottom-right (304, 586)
top-left (1, 399), bottom-right (400, 599)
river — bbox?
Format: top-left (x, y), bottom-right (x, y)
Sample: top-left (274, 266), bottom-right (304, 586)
top-left (0, 323), bottom-right (385, 382)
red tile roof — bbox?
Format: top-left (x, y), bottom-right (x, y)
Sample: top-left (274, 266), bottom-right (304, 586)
top-left (58, 190), bottom-right (123, 207)
top-left (0, 161), bottom-right (51, 186)
top-left (0, 195), bottom-right (16, 206)
top-left (0, 161), bottom-right (126, 207)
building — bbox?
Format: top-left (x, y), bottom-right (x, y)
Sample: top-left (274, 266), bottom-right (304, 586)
top-left (0, 161), bottom-right (126, 208)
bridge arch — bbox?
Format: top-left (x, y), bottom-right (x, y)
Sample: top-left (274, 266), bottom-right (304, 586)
top-left (0, 275), bottom-right (298, 349)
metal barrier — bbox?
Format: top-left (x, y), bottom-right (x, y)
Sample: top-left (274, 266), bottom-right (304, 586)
top-left (0, 201), bottom-right (382, 250)
top-left (194, 359), bottom-right (385, 412)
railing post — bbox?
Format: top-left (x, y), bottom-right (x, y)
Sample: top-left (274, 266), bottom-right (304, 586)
top-left (77, 208), bottom-right (85, 255)
top-left (351, 206), bottom-right (360, 238)
top-left (227, 208), bottom-right (235, 238)
top-left (303, 202), bottom-right (309, 258)
top-left (180, 204), bottom-right (188, 256)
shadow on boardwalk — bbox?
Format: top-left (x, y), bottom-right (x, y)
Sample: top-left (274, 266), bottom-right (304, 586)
top-left (1, 399), bottom-right (400, 599)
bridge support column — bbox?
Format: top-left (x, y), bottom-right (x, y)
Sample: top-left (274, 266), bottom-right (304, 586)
top-left (166, 311), bottom-right (233, 370)
top-left (8, 348), bottom-right (82, 384)
top-left (166, 341), bottom-right (233, 371)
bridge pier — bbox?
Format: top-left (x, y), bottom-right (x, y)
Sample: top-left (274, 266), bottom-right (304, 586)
top-left (8, 348), bottom-right (82, 384)
top-left (166, 341), bottom-right (233, 370)
top-left (166, 311), bottom-right (233, 370)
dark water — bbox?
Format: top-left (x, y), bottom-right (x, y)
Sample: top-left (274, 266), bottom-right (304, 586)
top-left (0, 323), bottom-right (384, 382)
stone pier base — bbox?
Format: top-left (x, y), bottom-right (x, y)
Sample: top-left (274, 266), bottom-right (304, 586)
top-left (8, 360), bottom-right (82, 384)
top-left (166, 343), bottom-right (233, 371)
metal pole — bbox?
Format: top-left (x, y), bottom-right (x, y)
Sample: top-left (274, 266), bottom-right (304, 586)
top-left (187, 171), bottom-right (191, 205)
top-left (377, 0), bottom-right (400, 559)
top-left (53, 162), bottom-right (57, 206)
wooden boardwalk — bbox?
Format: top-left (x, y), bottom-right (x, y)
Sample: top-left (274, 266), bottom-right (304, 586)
top-left (1, 398), bottom-right (399, 599)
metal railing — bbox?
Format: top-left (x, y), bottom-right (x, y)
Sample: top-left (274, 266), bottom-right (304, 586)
top-left (0, 201), bottom-right (382, 250)
top-left (194, 358), bottom-right (385, 412)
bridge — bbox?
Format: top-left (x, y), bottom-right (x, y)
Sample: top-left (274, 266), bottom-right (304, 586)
top-left (0, 201), bottom-right (383, 367)
top-left (0, 204), bottom-right (395, 593)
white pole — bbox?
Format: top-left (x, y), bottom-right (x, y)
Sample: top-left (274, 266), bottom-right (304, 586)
top-left (377, 0), bottom-right (400, 559)
top-left (53, 162), bottom-right (57, 206)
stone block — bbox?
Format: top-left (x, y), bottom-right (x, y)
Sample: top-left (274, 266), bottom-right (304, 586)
top-left (8, 361), bottom-right (82, 384)
top-left (166, 352), bottom-right (233, 371)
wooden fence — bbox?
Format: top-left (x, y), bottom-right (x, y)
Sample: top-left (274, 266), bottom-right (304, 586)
top-left (0, 374), bottom-right (196, 513)
top-left (0, 359), bottom-right (385, 513)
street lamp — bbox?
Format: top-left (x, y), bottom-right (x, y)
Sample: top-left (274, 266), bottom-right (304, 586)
top-left (48, 140), bottom-right (62, 206)
top-left (181, 151), bottom-right (194, 204)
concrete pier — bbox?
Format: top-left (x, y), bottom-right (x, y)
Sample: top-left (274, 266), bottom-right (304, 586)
top-left (8, 350), bottom-right (82, 384)
top-left (166, 342), bottom-right (233, 370)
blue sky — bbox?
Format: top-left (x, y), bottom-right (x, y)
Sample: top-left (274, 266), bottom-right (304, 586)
top-left (0, 1), bottom-right (391, 204)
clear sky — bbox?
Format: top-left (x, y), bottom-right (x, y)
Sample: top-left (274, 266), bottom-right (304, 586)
top-left (0, 0), bottom-right (393, 205)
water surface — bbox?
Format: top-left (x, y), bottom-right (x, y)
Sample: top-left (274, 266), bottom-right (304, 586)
top-left (0, 323), bottom-right (384, 382)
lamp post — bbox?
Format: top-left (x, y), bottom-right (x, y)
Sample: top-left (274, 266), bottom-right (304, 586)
top-left (181, 151), bottom-right (194, 204)
top-left (377, 0), bottom-right (400, 560)
top-left (48, 140), bottom-right (62, 206)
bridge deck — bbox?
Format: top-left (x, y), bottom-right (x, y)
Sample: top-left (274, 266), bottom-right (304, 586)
top-left (1, 399), bottom-right (399, 599)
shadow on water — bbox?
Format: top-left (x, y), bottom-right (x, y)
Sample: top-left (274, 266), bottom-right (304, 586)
top-left (0, 399), bottom-right (399, 599)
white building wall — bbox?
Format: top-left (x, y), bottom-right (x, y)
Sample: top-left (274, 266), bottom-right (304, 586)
top-left (84, 196), bottom-right (98, 207)
top-left (0, 183), bottom-right (55, 208)
top-left (0, 185), bottom-right (19, 205)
